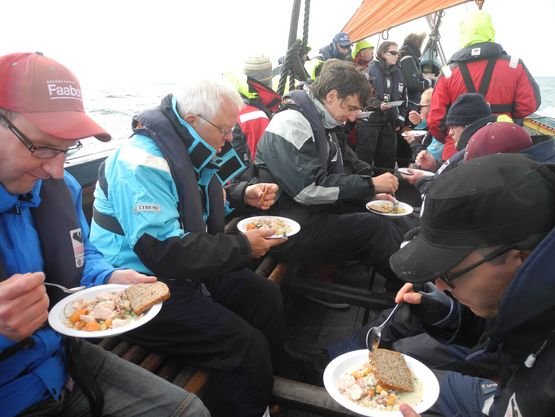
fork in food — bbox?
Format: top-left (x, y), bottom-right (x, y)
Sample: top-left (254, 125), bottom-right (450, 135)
top-left (392, 193), bottom-right (399, 213)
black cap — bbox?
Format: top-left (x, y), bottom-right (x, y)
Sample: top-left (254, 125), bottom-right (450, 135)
top-left (390, 154), bottom-right (555, 283)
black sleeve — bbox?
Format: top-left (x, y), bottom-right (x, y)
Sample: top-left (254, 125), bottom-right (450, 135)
top-left (134, 232), bottom-right (252, 281)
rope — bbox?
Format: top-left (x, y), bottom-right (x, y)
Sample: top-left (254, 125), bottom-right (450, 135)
top-left (302, 0), bottom-right (310, 51)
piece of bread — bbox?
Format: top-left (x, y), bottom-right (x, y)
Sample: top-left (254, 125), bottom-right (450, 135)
top-left (369, 348), bottom-right (414, 392)
top-left (126, 282), bottom-right (170, 315)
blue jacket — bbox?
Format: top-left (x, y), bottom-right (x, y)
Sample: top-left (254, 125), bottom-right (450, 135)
top-left (0, 172), bottom-right (116, 417)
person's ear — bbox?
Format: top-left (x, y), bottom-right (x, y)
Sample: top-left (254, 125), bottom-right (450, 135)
top-left (184, 114), bottom-right (196, 125)
top-left (325, 89), bottom-right (338, 105)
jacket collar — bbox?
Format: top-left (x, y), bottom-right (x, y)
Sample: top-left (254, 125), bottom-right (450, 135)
top-left (0, 181), bottom-right (42, 213)
top-left (309, 93), bottom-right (343, 129)
top-left (449, 42), bottom-right (506, 63)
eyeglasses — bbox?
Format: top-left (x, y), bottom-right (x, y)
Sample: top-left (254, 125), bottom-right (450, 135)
top-left (385, 51), bottom-right (399, 56)
top-left (438, 244), bottom-right (514, 288)
top-left (196, 114), bottom-right (234, 138)
top-left (0, 114), bottom-right (83, 159)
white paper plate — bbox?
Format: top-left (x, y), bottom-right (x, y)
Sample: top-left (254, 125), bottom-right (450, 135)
top-left (323, 349), bottom-right (440, 417)
top-left (48, 284), bottom-right (163, 338)
top-left (366, 200), bottom-right (413, 217)
top-left (237, 216), bottom-right (300, 238)
top-left (401, 130), bottom-right (427, 137)
top-left (397, 167), bottom-right (435, 177)
top-left (386, 100), bottom-right (404, 107)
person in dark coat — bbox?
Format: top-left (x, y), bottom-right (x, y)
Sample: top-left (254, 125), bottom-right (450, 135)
top-left (394, 153), bottom-right (555, 417)
top-left (355, 41), bottom-right (407, 169)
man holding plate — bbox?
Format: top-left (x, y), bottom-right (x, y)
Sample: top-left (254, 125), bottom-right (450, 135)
top-left (90, 75), bottom-right (286, 417)
top-left (0, 53), bottom-right (209, 417)
top-left (392, 154), bottom-right (555, 417)
top-left (255, 59), bottom-right (403, 289)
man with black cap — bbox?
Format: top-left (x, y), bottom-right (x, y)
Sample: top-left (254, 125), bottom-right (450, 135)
top-left (0, 52), bottom-right (209, 417)
top-left (317, 31), bottom-right (352, 61)
top-left (392, 153), bottom-right (555, 417)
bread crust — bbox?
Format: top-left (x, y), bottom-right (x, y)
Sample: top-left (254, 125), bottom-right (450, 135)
top-left (126, 282), bottom-right (170, 315)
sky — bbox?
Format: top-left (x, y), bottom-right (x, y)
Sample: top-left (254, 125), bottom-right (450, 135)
top-left (1, 0), bottom-right (554, 91)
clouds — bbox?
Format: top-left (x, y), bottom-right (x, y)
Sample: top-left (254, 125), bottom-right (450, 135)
top-left (1, 0), bottom-right (553, 92)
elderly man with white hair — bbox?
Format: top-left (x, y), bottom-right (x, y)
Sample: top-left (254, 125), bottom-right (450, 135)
top-left (90, 76), bottom-right (285, 417)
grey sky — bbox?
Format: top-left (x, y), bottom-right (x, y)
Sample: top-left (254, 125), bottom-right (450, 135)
top-left (2, 0), bottom-right (553, 91)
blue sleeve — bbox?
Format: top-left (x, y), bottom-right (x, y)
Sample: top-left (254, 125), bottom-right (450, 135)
top-left (64, 172), bottom-right (115, 287)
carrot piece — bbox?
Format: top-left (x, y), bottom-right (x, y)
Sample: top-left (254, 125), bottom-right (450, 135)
top-left (246, 223), bottom-right (256, 230)
top-left (104, 318), bottom-right (113, 328)
top-left (70, 308), bottom-right (88, 324)
top-left (84, 321), bottom-right (101, 331)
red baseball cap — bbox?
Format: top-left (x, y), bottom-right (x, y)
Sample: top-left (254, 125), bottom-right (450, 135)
top-left (464, 122), bottom-right (532, 161)
top-left (0, 52), bottom-right (111, 141)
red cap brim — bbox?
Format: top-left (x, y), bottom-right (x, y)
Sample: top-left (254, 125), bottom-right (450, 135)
top-left (22, 110), bottom-right (111, 142)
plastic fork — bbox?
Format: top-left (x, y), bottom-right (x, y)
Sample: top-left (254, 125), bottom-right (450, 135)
top-left (44, 282), bottom-right (86, 294)
top-left (365, 302), bottom-right (402, 352)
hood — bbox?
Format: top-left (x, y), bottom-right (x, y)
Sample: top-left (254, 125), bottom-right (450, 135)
top-left (492, 227), bottom-right (555, 335)
top-left (460, 10), bottom-right (495, 47)
top-left (449, 41), bottom-right (505, 64)
top-left (352, 40), bottom-right (373, 59)
top-left (399, 43), bottom-right (421, 59)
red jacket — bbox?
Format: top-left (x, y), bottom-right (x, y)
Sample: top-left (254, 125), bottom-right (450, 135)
top-left (428, 42), bottom-right (541, 159)
top-left (238, 103), bottom-right (270, 159)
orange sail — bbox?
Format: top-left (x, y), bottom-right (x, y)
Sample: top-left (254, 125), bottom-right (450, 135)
top-left (343, 0), bottom-right (472, 41)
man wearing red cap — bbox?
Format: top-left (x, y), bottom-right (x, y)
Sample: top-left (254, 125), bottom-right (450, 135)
top-left (0, 52), bottom-right (209, 417)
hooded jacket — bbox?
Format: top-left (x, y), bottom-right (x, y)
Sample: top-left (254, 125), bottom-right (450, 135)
top-left (428, 12), bottom-right (541, 161)
top-left (425, 227), bottom-right (555, 417)
top-left (398, 43), bottom-right (433, 104)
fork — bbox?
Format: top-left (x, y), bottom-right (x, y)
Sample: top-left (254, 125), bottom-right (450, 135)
top-left (44, 282), bottom-right (86, 294)
top-left (392, 193), bottom-right (399, 213)
top-left (365, 302), bottom-right (402, 352)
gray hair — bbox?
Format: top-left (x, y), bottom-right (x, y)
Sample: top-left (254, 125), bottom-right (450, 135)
top-left (174, 77), bottom-right (244, 121)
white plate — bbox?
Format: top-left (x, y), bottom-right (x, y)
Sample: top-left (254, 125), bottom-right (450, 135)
top-left (48, 284), bottom-right (163, 338)
top-left (323, 349), bottom-right (440, 417)
top-left (401, 130), bottom-right (427, 137)
top-left (397, 167), bottom-right (435, 177)
top-left (366, 200), bottom-right (413, 217)
top-left (237, 216), bottom-right (301, 238)
top-left (386, 100), bottom-right (404, 107)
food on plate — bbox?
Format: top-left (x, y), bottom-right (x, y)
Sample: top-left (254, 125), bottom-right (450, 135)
top-left (127, 281), bottom-right (171, 314)
top-left (245, 217), bottom-right (292, 235)
top-left (336, 349), bottom-right (422, 411)
top-left (65, 282), bottom-right (170, 331)
top-left (369, 203), bottom-right (407, 215)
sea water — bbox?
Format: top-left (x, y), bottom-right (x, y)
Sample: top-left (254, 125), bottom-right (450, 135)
top-left (71, 77), bottom-right (555, 162)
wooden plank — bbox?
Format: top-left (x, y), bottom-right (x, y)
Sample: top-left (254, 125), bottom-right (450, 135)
top-left (183, 369), bottom-right (210, 395)
top-left (272, 376), bottom-right (359, 416)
